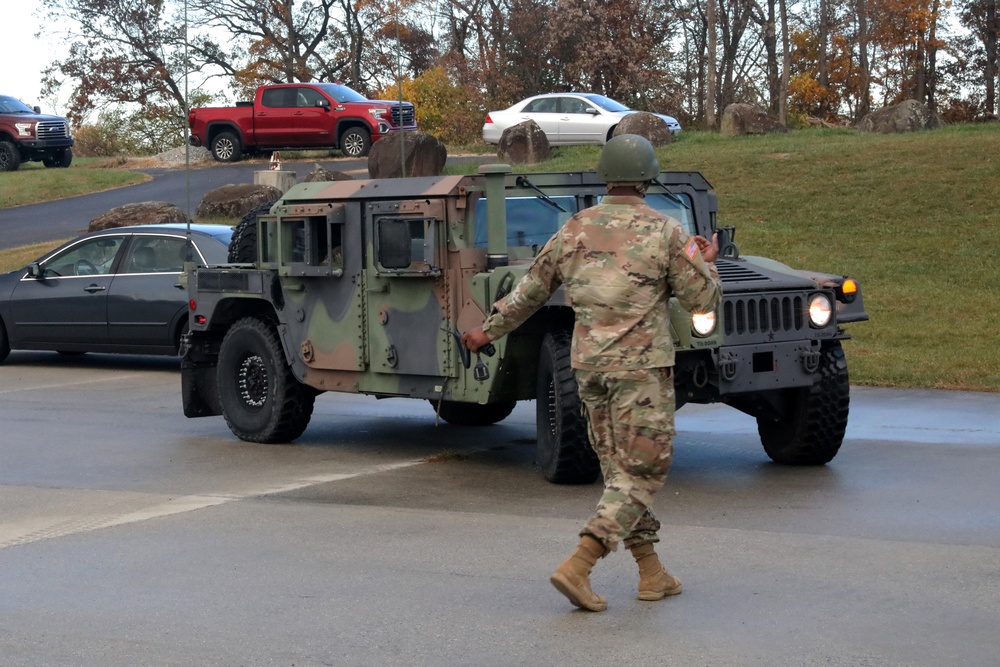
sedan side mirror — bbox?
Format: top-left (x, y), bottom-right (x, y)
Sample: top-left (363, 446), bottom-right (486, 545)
top-left (27, 262), bottom-right (42, 278)
top-left (586, 108), bottom-right (599, 115)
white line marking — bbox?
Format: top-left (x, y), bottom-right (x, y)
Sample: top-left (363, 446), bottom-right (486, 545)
top-left (0, 460), bottom-right (424, 550)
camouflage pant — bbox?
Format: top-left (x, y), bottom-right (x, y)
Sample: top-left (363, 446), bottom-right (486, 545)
top-left (575, 367), bottom-right (676, 552)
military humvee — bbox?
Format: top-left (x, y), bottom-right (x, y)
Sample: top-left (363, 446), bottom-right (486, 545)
top-left (180, 164), bottom-right (868, 483)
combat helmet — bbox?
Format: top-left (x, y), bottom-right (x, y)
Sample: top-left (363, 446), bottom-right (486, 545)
top-left (596, 134), bottom-right (660, 184)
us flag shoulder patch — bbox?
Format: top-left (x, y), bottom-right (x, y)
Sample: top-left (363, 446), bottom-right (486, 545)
top-left (685, 238), bottom-right (699, 259)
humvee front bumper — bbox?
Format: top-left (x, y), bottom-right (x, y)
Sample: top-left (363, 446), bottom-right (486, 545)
top-left (714, 339), bottom-right (824, 394)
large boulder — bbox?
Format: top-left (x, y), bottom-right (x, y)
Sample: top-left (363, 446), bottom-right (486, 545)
top-left (497, 120), bottom-right (551, 164)
top-left (367, 131), bottom-right (447, 179)
top-left (304, 164), bottom-right (356, 182)
top-left (720, 103), bottom-right (788, 137)
top-left (88, 201), bottom-right (187, 232)
top-left (612, 112), bottom-right (673, 146)
top-left (856, 99), bottom-right (944, 133)
top-left (195, 184), bottom-right (284, 219)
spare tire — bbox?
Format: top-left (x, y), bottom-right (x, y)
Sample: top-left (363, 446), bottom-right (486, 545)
top-left (228, 199), bottom-right (278, 263)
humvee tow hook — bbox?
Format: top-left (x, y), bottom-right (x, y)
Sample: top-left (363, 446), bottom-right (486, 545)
top-left (442, 327), bottom-right (496, 380)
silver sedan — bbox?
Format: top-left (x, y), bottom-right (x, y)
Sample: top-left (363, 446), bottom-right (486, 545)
top-left (482, 92), bottom-right (681, 145)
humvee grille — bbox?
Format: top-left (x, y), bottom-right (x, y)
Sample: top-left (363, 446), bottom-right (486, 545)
top-left (723, 295), bottom-right (805, 339)
top-left (198, 271), bottom-right (258, 293)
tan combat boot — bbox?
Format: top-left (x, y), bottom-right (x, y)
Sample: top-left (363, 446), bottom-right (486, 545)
top-left (550, 535), bottom-right (608, 612)
top-left (630, 543), bottom-right (683, 600)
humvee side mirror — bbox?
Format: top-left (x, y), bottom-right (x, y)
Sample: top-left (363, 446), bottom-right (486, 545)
top-left (378, 220), bottom-right (412, 269)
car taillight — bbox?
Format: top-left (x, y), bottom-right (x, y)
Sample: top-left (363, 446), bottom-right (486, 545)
top-left (484, 114), bottom-right (493, 124)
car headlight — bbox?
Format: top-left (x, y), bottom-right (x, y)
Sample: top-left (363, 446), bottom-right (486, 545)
top-left (691, 311), bottom-right (716, 336)
top-left (808, 294), bottom-right (833, 327)
top-left (368, 108), bottom-right (387, 120)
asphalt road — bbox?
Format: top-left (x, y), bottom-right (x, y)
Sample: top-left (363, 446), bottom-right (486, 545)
top-left (1, 351), bottom-right (998, 666)
top-left (0, 155), bottom-right (493, 251)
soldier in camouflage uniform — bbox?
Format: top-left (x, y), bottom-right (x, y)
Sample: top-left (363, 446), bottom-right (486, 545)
top-left (462, 134), bottom-right (722, 612)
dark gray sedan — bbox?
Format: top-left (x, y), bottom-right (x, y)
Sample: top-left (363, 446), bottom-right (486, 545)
top-left (0, 224), bottom-right (232, 362)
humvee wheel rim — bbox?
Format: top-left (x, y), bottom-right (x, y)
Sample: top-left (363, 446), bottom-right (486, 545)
top-left (238, 354), bottom-right (268, 410)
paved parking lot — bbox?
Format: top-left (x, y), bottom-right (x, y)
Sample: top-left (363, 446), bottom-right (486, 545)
top-left (1, 352), bottom-right (998, 666)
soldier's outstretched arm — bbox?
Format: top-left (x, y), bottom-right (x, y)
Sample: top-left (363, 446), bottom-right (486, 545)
top-left (480, 237), bottom-right (562, 342)
top-left (668, 228), bottom-right (723, 315)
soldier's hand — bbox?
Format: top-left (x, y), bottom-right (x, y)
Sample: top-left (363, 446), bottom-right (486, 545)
top-left (462, 327), bottom-right (493, 353)
top-left (694, 233), bottom-right (719, 263)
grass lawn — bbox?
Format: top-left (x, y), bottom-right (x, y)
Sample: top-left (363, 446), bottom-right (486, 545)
top-left (0, 158), bottom-right (148, 208)
top-left (1, 125), bottom-right (997, 391)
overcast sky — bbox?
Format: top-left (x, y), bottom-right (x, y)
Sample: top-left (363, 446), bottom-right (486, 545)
top-left (3, 0), bottom-right (68, 113)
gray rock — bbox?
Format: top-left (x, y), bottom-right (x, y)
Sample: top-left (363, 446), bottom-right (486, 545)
top-left (367, 131), bottom-right (447, 179)
top-left (613, 112), bottom-right (673, 146)
top-left (195, 184), bottom-right (284, 219)
top-left (88, 202), bottom-right (188, 232)
top-left (304, 164), bottom-right (356, 182)
top-left (856, 99), bottom-right (944, 133)
top-left (497, 120), bottom-right (551, 164)
top-left (720, 103), bottom-right (788, 136)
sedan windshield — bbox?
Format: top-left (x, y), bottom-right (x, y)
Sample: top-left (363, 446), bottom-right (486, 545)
top-left (0, 95), bottom-right (35, 114)
top-left (314, 83), bottom-right (368, 104)
top-left (580, 95), bottom-right (631, 113)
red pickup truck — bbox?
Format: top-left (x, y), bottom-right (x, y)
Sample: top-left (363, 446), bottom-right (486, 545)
top-left (188, 82), bottom-right (417, 162)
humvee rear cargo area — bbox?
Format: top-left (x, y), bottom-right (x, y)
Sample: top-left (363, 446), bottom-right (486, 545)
top-left (181, 166), bottom-right (868, 483)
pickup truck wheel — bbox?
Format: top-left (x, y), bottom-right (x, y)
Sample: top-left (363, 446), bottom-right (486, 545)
top-left (432, 400), bottom-right (516, 426)
top-left (757, 341), bottom-right (850, 465)
top-left (536, 330), bottom-right (600, 484)
top-left (218, 317), bottom-right (315, 443)
top-left (43, 148), bottom-right (72, 168)
top-left (340, 127), bottom-right (371, 157)
top-left (0, 141), bottom-right (21, 172)
top-left (211, 131), bottom-right (243, 162)
top-left (228, 199), bottom-right (278, 263)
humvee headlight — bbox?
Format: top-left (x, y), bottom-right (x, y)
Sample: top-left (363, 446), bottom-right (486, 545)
top-left (808, 294), bottom-right (833, 327)
top-left (691, 311), bottom-right (716, 337)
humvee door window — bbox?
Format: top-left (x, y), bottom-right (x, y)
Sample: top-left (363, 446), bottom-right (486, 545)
top-left (376, 217), bottom-right (439, 274)
top-left (260, 206), bottom-right (345, 277)
top-left (638, 193), bottom-right (697, 236)
top-left (473, 196), bottom-right (578, 248)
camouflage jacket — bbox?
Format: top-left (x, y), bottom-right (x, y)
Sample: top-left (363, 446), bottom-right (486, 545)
top-left (482, 195), bottom-right (722, 370)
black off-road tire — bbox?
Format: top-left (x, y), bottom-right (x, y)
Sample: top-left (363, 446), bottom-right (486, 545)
top-left (433, 399), bottom-right (516, 426)
top-left (43, 148), bottom-right (72, 168)
top-left (757, 341), bottom-right (850, 465)
top-left (0, 141), bottom-right (21, 172)
top-left (536, 330), bottom-right (600, 484)
top-left (340, 127), bottom-right (371, 157)
top-left (217, 317), bottom-right (315, 443)
top-left (228, 199), bottom-right (278, 263)
top-left (211, 131), bottom-right (243, 162)
top-left (0, 318), bottom-right (10, 363)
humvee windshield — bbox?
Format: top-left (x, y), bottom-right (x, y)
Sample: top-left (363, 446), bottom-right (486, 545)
top-left (473, 193), bottom-right (696, 249)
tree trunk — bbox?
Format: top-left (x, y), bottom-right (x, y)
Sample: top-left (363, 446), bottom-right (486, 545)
top-left (765, 0), bottom-right (779, 114)
top-left (707, 0), bottom-right (717, 127)
top-left (857, 0), bottom-right (871, 119)
top-left (779, 0), bottom-right (790, 124)
top-left (988, 0), bottom-right (998, 118)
